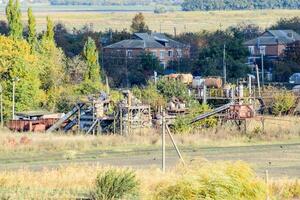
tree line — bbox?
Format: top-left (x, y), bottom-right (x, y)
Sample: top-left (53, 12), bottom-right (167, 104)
top-left (48, 0), bottom-right (181, 6)
top-left (182, 0), bottom-right (300, 11)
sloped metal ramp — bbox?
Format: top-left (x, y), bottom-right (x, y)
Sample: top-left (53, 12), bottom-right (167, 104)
top-left (46, 103), bottom-right (85, 132)
top-left (190, 102), bottom-right (234, 124)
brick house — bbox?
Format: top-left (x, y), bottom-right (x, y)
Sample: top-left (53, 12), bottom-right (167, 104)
top-left (103, 33), bottom-right (190, 69)
top-left (244, 30), bottom-right (300, 63)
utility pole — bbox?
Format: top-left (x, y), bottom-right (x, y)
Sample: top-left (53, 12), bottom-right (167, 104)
top-left (0, 84), bottom-right (3, 127)
top-left (223, 44), bottom-right (227, 85)
top-left (261, 53), bottom-right (264, 88)
top-left (162, 111), bottom-right (166, 173)
top-left (173, 27), bottom-right (177, 37)
top-left (256, 64), bottom-right (261, 97)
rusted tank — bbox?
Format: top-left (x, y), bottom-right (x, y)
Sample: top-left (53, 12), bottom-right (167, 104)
top-left (7, 118), bottom-right (59, 132)
top-left (204, 77), bottom-right (223, 88)
top-left (227, 105), bottom-right (255, 119)
top-left (165, 74), bottom-right (179, 81)
top-left (165, 73), bottom-right (193, 85)
top-left (176, 74), bottom-right (193, 85)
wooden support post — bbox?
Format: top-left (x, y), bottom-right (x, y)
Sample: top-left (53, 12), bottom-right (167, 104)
top-left (120, 109), bottom-right (123, 136)
top-left (265, 170), bottom-right (269, 200)
top-left (262, 117), bottom-right (265, 134)
top-left (256, 64), bottom-right (261, 97)
top-left (244, 119), bottom-right (247, 134)
top-left (139, 108), bottom-right (142, 135)
top-left (203, 85), bottom-right (207, 105)
top-left (162, 111), bottom-right (166, 173)
top-left (166, 125), bottom-right (185, 165)
top-left (127, 108), bottom-right (131, 136)
top-left (113, 111), bottom-right (116, 135)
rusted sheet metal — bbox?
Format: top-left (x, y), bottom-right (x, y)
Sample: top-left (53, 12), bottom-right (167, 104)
top-left (226, 105), bottom-right (255, 120)
top-left (7, 118), bottom-right (59, 132)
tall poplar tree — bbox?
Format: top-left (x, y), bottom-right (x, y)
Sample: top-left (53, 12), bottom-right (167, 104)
top-left (6, 0), bottom-right (23, 39)
top-left (43, 16), bottom-right (54, 42)
top-left (27, 7), bottom-right (37, 48)
top-left (6, 0), bottom-right (13, 25)
top-left (83, 37), bottom-right (100, 82)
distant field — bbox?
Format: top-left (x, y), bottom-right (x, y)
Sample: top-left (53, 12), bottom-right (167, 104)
top-left (0, 4), bottom-right (180, 12)
top-left (1, 9), bottom-right (300, 34)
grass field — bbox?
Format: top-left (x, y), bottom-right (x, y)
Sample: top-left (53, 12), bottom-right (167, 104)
top-left (0, 117), bottom-right (299, 177)
top-left (1, 9), bottom-right (300, 33)
top-left (0, 117), bottom-right (299, 198)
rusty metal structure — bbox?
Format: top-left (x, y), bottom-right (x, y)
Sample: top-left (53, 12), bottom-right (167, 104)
top-left (8, 112), bottom-right (62, 132)
top-left (118, 90), bottom-right (152, 135)
top-left (45, 91), bottom-right (152, 135)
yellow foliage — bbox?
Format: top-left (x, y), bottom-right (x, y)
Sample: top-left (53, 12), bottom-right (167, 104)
top-left (0, 36), bottom-right (36, 73)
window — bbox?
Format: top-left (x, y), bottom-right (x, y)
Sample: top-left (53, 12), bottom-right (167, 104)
top-left (160, 62), bottom-right (166, 69)
top-left (248, 46), bottom-right (255, 55)
top-left (126, 50), bottom-right (133, 58)
top-left (168, 50), bottom-right (173, 57)
top-left (177, 49), bottom-right (182, 58)
top-left (259, 46), bottom-right (266, 55)
top-left (160, 50), bottom-right (165, 59)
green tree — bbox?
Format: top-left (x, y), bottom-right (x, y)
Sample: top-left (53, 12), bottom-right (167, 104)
top-left (83, 37), bottom-right (101, 82)
top-left (5, 0), bottom-right (13, 26)
top-left (27, 7), bottom-right (37, 48)
top-left (43, 16), bottom-right (55, 42)
top-left (38, 18), bottom-right (66, 111)
top-left (6, 0), bottom-right (23, 39)
top-left (0, 36), bottom-right (42, 119)
top-left (195, 30), bottom-right (250, 81)
top-left (130, 13), bottom-right (150, 33)
top-left (157, 78), bottom-right (191, 102)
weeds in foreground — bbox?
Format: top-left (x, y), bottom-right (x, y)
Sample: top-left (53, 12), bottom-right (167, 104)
top-left (0, 162), bottom-right (298, 200)
top-left (90, 169), bottom-right (139, 200)
top-left (155, 161), bottom-right (266, 200)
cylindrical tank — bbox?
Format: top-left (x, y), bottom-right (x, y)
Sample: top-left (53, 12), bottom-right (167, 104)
top-left (204, 77), bottom-right (223, 88)
top-left (177, 74), bottom-right (193, 85)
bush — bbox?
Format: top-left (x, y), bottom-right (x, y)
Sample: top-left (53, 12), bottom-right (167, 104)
top-left (90, 169), bottom-right (139, 200)
top-left (155, 161), bottom-right (267, 200)
top-left (173, 102), bottom-right (217, 134)
top-left (272, 91), bottom-right (296, 116)
top-left (157, 78), bottom-right (191, 102)
top-left (132, 82), bottom-right (166, 111)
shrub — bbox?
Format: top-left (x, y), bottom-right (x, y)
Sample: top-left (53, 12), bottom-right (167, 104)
top-left (272, 91), bottom-right (296, 116)
top-left (173, 102), bottom-right (217, 134)
top-left (90, 169), bottom-right (139, 200)
top-left (270, 179), bottom-right (300, 199)
top-left (132, 82), bottom-right (166, 111)
top-left (157, 78), bottom-right (191, 102)
top-left (155, 161), bottom-right (267, 200)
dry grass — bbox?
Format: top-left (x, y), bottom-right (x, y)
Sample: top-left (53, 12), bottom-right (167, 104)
top-left (0, 161), bottom-right (298, 199)
top-left (1, 10), bottom-right (300, 33)
top-left (0, 116), bottom-right (299, 154)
